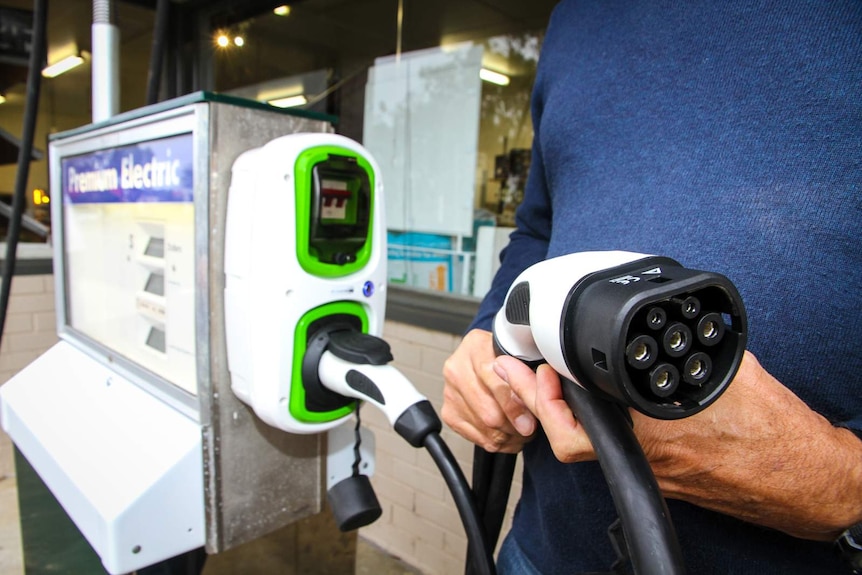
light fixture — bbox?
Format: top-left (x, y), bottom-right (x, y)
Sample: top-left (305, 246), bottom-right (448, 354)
top-left (0, 94), bottom-right (6, 105)
top-left (42, 53), bottom-right (85, 78)
top-left (216, 34), bottom-right (230, 48)
top-left (234, 36), bottom-right (245, 47)
top-left (268, 94), bottom-right (307, 108)
top-left (479, 68), bottom-right (510, 86)
top-left (274, 5), bottom-right (291, 16)
top-left (33, 189), bottom-right (50, 206)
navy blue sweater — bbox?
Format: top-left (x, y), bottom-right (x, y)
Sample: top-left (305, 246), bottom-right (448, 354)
top-left (470, 2), bottom-right (861, 573)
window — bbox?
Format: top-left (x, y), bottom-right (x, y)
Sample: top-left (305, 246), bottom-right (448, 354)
top-left (213, 0), bottom-right (555, 299)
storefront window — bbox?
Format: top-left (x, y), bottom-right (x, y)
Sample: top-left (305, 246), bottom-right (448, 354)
top-left (212, 1), bottom-right (554, 299)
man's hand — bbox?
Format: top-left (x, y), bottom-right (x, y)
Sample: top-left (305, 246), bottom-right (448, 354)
top-left (496, 351), bottom-right (862, 541)
top-left (441, 329), bottom-right (537, 453)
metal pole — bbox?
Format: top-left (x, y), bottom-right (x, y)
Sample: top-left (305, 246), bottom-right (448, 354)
top-left (0, 0), bottom-right (48, 349)
top-left (92, 0), bottom-right (120, 121)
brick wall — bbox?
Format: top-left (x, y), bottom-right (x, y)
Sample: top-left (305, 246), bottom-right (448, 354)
top-left (0, 274), bottom-right (58, 481)
top-left (363, 321), bottom-right (521, 574)
top-left (0, 273), bottom-right (519, 574)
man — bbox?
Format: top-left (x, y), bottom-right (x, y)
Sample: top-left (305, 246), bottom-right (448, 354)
top-left (442, 2), bottom-right (862, 573)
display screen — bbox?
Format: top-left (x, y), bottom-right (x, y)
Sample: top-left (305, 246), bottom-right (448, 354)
top-left (61, 133), bottom-right (198, 395)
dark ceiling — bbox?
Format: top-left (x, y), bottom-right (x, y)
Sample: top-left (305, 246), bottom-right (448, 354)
top-left (0, 0), bottom-right (558, 118)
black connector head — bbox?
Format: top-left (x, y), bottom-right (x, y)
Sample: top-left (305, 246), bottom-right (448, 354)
top-left (562, 257), bottom-right (747, 420)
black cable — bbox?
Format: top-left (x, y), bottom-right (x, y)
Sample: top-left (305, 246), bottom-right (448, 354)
top-left (352, 400), bottom-right (362, 477)
top-left (561, 378), bottom-right (686, 575)
top-left (146, 0), bottom-right (170, 105)
top-left (0, 0), bottom-right (47, 351)
top-left (484, 452), bottom-right (516, 548)
top-left (467, 448), bottom-right (516, 575)
top-left (466, 446), bottom-right (492, 575)
top-left (424, 432), bottom-right (496, 575)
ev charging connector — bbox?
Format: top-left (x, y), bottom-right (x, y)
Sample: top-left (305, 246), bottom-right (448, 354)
top-left (474, 250), bottom-right (749, 575)
top-left (493, 250), bottom-right (747, 419)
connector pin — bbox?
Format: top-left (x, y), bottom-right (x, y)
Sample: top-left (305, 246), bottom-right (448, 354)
top-left (683, 352), bottom-right (712, 386)
top-left (649, 363), bottom-right (680, 398)
top-left (675, 296), bottom-right (701, 319)
top-left (696, 312), bottom-right (725, 347)
top-left (662, 323), bottom-right (692, 358)
top-left (646, 307), bottom-right (667, 330)
top-left (626, 335), bottom-right (658, 369)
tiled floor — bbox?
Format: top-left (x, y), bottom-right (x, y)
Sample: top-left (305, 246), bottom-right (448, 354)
top-left (0, 430), bottom-right (419, 575)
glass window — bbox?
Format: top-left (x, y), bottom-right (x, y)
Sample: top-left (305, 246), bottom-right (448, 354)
top-left (212, 1), bottom-right (555, 299)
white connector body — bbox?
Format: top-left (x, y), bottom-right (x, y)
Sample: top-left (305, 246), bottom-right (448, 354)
top-left (493, 250), bottom-right (648, 381)
top-left (317, 351), bottom-right (427, 427)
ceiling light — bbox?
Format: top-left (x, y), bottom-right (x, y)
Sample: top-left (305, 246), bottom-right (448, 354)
top-left (234, 36), bottom-right (245, 47)
top-left (0, 94), bottom-right (6, 105)
top-left (216, 34), bottom-right (230, 48)
top-left (268, 94), bottom-right (307, 108)
top-left (479, 68), bottom-right (510, 86)
top-left (274, 5), bottom-right (291, 16)
top-left (33, 188), bottom-right (50, 206)
top-left (42, 54), bottom-right (85, 78)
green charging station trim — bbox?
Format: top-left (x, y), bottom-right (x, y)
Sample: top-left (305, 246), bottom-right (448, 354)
top-left (295, 145), bottom-right (375, 278)
top-left (290, 301), bottom-right (369, 423)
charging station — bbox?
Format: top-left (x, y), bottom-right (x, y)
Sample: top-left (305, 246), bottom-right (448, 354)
top-left (0, 93), bottom-right (349, 574)
top-left (1, 89), bottom-right (495, 575)
top-left (224, 133), bottom-right (387, 434)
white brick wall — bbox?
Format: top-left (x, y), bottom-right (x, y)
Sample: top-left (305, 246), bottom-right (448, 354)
top-left (361, 321), bottom-right (523, 575)
top-left (0, 274), bottom-right (58, 481)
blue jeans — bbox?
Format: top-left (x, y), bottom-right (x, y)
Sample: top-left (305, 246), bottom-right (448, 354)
top-left (497, 532), bottom-right (542, 575)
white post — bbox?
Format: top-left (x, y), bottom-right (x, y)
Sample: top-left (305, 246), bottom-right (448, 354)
top-left (92, 0), bottom-right (120, 122)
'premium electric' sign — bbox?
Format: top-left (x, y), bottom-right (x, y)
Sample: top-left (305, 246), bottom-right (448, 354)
top-left (63, 133), bottom-right (193, 204)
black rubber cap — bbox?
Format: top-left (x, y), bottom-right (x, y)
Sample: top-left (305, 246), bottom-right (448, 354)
top-left (327, 475), bottom-right (382, 532)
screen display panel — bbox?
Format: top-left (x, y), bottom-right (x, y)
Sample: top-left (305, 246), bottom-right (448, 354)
top-left (61, 133), bottom-right (197, 395)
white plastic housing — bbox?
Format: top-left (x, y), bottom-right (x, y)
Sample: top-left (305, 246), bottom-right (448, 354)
top-left (493, 251), bottom-right (649, 383)
top-left (0, 342), bottom-right (204, 574)
top-left (224, 133), bottom-right (387, 433)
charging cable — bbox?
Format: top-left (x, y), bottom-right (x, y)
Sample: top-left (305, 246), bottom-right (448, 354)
top-left (470, 251), bottom-right (747, 575)
top-left (314, 330), bottom-right (497, 575)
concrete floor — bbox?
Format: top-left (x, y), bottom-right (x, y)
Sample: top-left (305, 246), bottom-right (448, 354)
top-left (0, 479), bottom-right (21, 574)
top-left (0, 430), bottom-right (420, 575)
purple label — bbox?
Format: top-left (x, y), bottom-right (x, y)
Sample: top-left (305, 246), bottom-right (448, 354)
top-left (63, 133), bottom-right (194, 204)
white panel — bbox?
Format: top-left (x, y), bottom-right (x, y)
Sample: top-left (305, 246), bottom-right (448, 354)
top-left (61, 132), bottom-right (198, 395)
top-left (472, 225), bottom-right (515, 297)
top-left (364, 64), bottom-right (408, 231)
top-left (364, 44), bottom-right (483, 236)
top-left (0, 341), bottom-right (205, 574)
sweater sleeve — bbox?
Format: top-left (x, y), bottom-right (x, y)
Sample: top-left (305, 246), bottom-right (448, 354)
top-left (838, 418), bottom-right (862, 440)
top-left (468, 76), bottom-right (553, 332)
